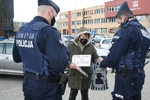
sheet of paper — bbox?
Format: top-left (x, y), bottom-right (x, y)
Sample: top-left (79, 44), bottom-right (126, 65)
top-left (77, 66), bottom-right (88, 78)
top-left (72, 55), bottom-right (91, 67)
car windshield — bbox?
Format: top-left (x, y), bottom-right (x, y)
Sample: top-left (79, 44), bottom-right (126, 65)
top-left (64, 35), bottom-right (73, 39)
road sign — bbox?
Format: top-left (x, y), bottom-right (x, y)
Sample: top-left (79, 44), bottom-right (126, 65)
top-left (92, 30), bottom-right (96, 35)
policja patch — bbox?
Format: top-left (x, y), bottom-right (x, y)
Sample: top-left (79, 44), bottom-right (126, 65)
top-left (90, 61), bottom-right (108, 90)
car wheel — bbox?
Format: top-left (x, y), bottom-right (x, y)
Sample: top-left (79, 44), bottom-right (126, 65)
top-left (146, 50), bottom-right (150, 58)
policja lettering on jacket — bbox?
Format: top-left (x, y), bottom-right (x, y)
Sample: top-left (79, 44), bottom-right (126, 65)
top-left (16, 39), bottom-right (34, 48)
top-left (15, 32), bottom-right (34, 48)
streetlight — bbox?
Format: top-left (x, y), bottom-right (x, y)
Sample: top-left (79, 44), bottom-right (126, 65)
top-left (82, 8), bottom-right (91, 27)
top-left (74, 0), bottom-right (77, 34)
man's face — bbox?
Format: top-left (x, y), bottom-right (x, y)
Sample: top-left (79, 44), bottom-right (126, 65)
top-left (116, 16), bottom-right (126, 24)
top-left (79, 34), bottom-right (89, 40)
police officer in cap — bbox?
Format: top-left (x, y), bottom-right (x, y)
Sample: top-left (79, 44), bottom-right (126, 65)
top-left (99, 1), bottom-right (150, 100)
top-left (13, 0), bottom-right (69, 100)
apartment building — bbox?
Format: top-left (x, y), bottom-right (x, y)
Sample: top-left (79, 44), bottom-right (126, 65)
top-left (0, 0), bottom-right (14, 36)
top-left (13, 21), bottom-right (28, 32)
top-left (59, 0), bottom-right (150, 36)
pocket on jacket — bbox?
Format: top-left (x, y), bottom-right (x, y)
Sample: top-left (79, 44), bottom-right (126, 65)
top-left (68, 70), bottom-right (75, 85)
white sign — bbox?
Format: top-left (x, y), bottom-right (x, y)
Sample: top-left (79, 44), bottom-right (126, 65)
top-left (72, 55), bottom-right (91, 67)
top-left (133, 1), bottom-right (139, 7)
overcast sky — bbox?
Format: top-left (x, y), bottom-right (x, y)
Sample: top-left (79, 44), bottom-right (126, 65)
top-left (14, 0), bottom-right (111, 22)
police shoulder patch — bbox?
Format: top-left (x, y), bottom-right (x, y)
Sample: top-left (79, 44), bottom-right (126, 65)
top-left (113, 36), bottom-right (120, 39)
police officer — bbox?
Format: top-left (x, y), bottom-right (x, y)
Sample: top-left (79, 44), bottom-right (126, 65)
top-left (99, 1), bottom-right (150, 100)
top-left (13, 0), bottom-right (69, 100)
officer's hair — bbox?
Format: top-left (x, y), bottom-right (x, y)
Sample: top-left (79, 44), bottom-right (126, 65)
top-left (117, 10), bottom-right (134, 19)
top-left (38, 5), bottom-right (55, 15)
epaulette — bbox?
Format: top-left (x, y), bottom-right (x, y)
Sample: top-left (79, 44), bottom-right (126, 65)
top-left (32, 22), bottom-right (50, 31)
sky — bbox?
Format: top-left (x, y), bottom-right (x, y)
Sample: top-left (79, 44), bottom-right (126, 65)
top-left (14, 0), bottom-right (111, 22)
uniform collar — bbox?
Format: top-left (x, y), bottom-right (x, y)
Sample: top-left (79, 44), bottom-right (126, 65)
top-left (128, 18), bottom-right (139, 23)
top-left (33, 16), bottom-right (49, 24)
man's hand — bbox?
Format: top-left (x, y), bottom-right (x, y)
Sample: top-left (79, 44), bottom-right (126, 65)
top-left (97, 57), bottom-right (107, 70)
top-left (97, 57), bottom-right (103, 63)
top-left (70, 63), bottom-right (77, 69)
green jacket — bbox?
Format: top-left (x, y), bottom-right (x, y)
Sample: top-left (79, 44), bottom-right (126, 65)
top-left (68, 42), bottom-right (99, 90)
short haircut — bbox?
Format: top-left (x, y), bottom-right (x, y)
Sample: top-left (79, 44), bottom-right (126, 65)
top-left (117, 10), bottom-right (134, 19)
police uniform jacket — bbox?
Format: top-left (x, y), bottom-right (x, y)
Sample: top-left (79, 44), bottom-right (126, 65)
top-left (100, 19), bottom-right (150, 97)
top-left (100, 19), bottom-right (150, 69)
top-left (13, 16), bottom-right (69, 76)
top-left (68, 31), bottom-right (99, 90)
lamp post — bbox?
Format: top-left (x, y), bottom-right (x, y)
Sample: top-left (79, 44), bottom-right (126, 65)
top-left (74, 0), bottom-right (77, 34)
top-left (82, 8), bottom-right (85, 27)
top-left (82, 8), bottom-right (91, 27)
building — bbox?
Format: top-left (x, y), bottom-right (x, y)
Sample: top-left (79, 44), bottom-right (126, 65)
top-left (0, 0), bottom-right (14, 37)
top-left (59, 0), bottom-right (150, 36)
top-left (13, 21), bottom-right (28, 33)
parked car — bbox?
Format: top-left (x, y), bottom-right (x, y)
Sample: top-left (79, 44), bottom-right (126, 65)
top-left (92, 35), bottom-right (103, 43)
top-left (99, 38), bottom-right (112, 50)
top-left (95, 47), bottom-right (109, 58)
top-left (0, 36), bottom-right (7, 41)
top-left (64, 39), bottom-right (74, 47)
top-left (92, 35), bottom-right (112, 43)
top-left (0, 39), bottom-right (23, 75)
top-left (61, 35), bottom-right (74, 41)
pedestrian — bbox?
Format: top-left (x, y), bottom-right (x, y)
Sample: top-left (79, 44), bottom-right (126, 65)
top-left (67, 27), bottom-right (102, 100)
top-left (12, 0), bottom-right (69, 100)
top-left (99, 1), bottom-right (150, 100)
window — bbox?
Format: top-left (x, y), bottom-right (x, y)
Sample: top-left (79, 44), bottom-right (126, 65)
top-left (101, 18), bottom-right (107, 23)
top-left (72, 29), bottom-right (75, 33)
top-left (72, 13), bottom-right (76, 18)
top-left (102, 39), bottom-right (112, 44)
top-left (109, 18), bottom-right (116, 23)
top-left (76, 20), bottom-right (81, 25)
top-left (6, 43), bottom-right (13, 54)
top-left (72, 21), bottom-right (75, 25)
top-left (60, 22), bottom-right (68, 26)
top-left (60, 14), bottom-right (68, 19)
top-left (101, 8), bottom-right (104, 13)
top-left (136, 15), bottom-right (145, 22)
top-left (0, 43), bottom-right (4, 54)
top-left (83, 19), bottom-right (93, 24)
top-left (101, 28), bottom-right (107, 33)
top-left (94, 9), bottom-right (101, 14)
top-left (77, 12), bottom-right (81, 16)
top-left (148, 15), bottom-right (150, 23)
top-left (94, 19), bottom-right (100, 24)
top-left (4, 18), bottom-right (12, 27)
top-left (94, 28), bottom-right (101, 33)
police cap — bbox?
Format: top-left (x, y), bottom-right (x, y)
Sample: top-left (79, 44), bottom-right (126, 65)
top-left (38, 0), bottom-right (60, 14)
top-left (116, 1), bottom-right (131, 18)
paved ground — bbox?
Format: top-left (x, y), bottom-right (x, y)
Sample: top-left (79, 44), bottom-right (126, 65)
top-left (63, 58), bottom-right (150, 100)
top-left (0, 59), bottom-right (150, 100)
top-left (63, 59), bottom-right (150, 100)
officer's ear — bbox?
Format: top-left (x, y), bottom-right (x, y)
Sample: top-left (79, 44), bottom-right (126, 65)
top-left (48, 9), bottom-right (54, 19)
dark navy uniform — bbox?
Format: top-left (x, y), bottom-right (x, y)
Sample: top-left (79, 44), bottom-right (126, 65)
top-left (100, 1), bottom-right (150, 100)
top-left (13, 0), bottom-right (69, 100)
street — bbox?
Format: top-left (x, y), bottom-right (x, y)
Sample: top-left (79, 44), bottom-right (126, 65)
top-left (0, 59), bottom-right (150, 100)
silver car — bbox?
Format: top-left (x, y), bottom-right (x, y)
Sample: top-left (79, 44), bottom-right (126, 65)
top-left (0, 39), bottom-right (23, 75)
